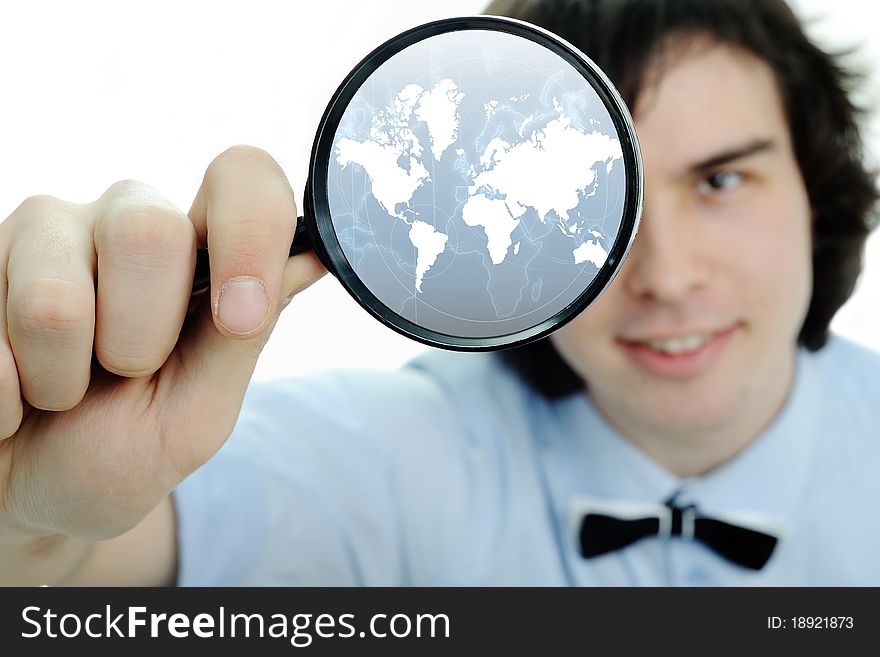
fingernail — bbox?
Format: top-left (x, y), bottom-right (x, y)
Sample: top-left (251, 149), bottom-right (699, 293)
top-left (216, 276), bottom-right (269, 335)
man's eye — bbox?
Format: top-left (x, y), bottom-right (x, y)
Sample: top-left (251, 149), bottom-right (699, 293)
top-left (696, 170), bottom-right (743, 195)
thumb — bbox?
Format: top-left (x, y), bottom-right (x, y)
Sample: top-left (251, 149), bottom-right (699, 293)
top-left (154, 146), bottom-right (324, 470)
top-left (166, 250), bottom-right (325, 473)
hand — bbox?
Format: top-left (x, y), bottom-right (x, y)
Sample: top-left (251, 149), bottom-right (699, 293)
top-left (0, 145), bottom-right (325, 546)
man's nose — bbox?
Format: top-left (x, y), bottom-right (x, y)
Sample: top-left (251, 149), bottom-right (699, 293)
top-left (622, 197), bottom-right (710, 304)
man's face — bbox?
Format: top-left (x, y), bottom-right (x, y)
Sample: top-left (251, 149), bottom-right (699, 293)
top-left (551, 41), bottom-right (813, 450)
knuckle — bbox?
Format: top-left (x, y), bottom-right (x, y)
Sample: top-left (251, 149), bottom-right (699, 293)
top-left (26, 387), bottom-right (86, 413)
top-left (15, 194), bottom-right (62, 217)
top-left (227, 229), bottom-right (273, 258)
top-left (11, 278), bottom-right (93, 339)
top-left (217, 240), bottom-right (273, 278)
top-left (95, 343), bottom-right (167, 378)
top-left (98, 205), bottom-right (193, 261)
top-left (19, 362), bottom-right (90, 411)
top-left (7, 195), bottom-right (76, 234)
top-left (101, 178), bottom-right (153, 203)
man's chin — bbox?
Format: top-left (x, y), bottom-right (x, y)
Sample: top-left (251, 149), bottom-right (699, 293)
top-left (598, 385), bottom-right (744, 444)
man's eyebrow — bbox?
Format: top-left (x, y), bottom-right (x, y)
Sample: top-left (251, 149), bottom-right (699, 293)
top-left (688, 139), bottom-right (776, 173)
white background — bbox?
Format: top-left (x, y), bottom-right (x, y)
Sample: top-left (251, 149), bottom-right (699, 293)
top-left (0, 0), bottom-right (877, 382)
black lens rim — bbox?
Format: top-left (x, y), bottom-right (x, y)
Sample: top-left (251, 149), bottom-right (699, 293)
top-left (307, 15), bottom-right (643, 351)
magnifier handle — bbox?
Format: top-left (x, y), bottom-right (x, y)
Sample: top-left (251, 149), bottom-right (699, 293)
top-left (190, 216), bottom-right (313, 295)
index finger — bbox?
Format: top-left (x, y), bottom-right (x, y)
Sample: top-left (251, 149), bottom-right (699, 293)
top-left (188, 145), bottom-right (298, 339)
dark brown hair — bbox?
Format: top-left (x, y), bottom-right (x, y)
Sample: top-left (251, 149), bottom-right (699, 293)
top-left (488, 0), bottom-right (879, 398)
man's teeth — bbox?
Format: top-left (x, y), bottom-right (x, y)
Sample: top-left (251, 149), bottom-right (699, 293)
top-left (645, 333), bottom-right (712, 355)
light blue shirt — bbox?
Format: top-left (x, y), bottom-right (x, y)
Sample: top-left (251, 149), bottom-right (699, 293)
top-left (175, 334), bottom-right (880, 586)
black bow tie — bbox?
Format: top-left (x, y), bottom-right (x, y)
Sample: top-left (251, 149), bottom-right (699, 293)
top-left (577, 498), bottom-right (778, 570)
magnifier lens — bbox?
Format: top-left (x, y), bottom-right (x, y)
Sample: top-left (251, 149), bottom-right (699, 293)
top-left (309, 18), bottom-right (641, 350)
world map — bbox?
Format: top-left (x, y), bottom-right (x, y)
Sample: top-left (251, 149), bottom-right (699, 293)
top-left (326, 29), bottom-right (628, 339)
top-left (336, 78), bottom-right (621, 292)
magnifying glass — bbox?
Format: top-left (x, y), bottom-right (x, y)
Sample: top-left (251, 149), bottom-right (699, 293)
top-left (192, 16), bottom-right (643, 351)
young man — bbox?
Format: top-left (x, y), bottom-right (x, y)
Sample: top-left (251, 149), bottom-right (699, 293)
top-left (0, 0), bottom-right (877, 585)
